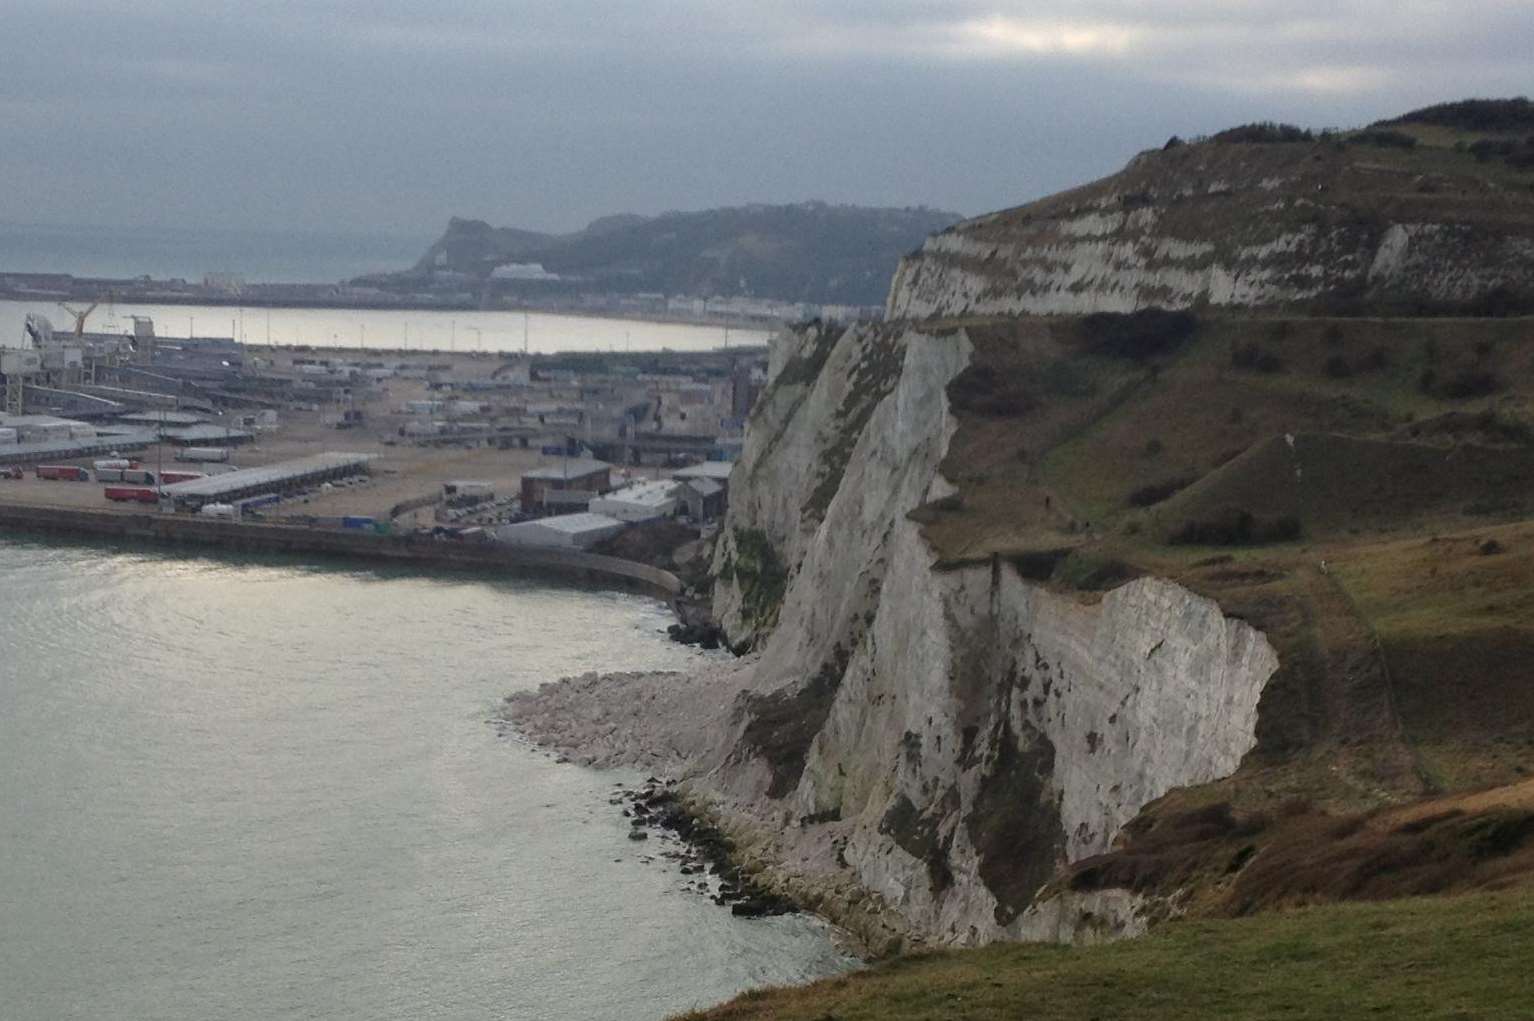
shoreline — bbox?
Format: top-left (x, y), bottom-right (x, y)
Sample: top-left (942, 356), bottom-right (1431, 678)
top-left (503, 663), bottom-right (917, 959)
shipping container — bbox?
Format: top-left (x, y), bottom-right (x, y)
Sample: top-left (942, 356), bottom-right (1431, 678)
top-left (36, 465), bottom-right (89, 482)
top-left (95, 468), bottom-right (125, 482)
top-left (121, 469), bottom-right (157, 485)
top-left (93, 459), bottom-right (133, 471)
top-left (104, 486), bottom-right (158, 504)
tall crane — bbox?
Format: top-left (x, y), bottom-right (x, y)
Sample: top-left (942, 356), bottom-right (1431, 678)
top-left (57, 301), bottom-right (99, 339)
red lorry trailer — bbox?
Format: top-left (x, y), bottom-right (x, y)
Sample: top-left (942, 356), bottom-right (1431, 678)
top-left (36, 465), bottom-right (90, 481)
top-left (104, 486), bottom-right (159, 504)
top-left (159, 471), bottom-right (205, 485)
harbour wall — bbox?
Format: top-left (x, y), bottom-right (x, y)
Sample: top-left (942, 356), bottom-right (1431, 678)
top-left (0, 502), bottom-right (682, 601)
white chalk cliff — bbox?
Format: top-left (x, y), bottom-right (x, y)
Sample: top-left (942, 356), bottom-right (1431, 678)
top-left (706, 320), bottom-right (1277, 945)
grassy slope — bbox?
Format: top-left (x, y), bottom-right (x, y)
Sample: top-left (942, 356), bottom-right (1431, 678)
top-left (920, 310), bottom-right (1534, 803)
top-left (678, 887), bottom-right (1534, 1020)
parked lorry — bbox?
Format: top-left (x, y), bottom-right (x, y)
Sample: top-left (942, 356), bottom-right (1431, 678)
top-left (104, 486), bottom-right (159, 504)
top-left (36, 465), bottom-right (90, 482)
top-left (96, 468), bottom-right (158, 485)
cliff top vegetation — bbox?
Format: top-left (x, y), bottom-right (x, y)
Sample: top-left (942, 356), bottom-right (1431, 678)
top-left (676, 885), bottom-right (1534, 1020)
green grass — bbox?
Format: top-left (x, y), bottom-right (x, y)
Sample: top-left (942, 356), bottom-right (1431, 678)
top-left (678, 888), bottom-right (1534, 1020)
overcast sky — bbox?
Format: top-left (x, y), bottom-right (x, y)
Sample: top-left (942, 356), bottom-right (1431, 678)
top-left (1, 1), bottom-right (1528, 239)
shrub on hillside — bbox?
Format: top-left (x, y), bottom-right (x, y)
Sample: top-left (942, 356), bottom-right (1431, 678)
top-left (1081, 308), bottom-right (1198, 360)
top-left (945, 363), bottom-right (1036, 417)
top-left (1231, 342), bottom-right (1285, 373)
top-left (1128, 474), bottom-right (1199, 508)
top-left (1324, 354), bottom-right (1354, 379)
top-left (1350, 129), bottom-right (1418, 149)
top-left (1168, 507), bottom-right (1303, 546)
top-left (1439, 369), bottom-right (1502, 400)
top-left (1211, 122), bottom-right (1314, 144)
top-left (1387, 97), bottom-right (1534, 132)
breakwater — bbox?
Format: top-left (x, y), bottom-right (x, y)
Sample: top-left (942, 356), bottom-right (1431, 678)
top-left (0, 502), bottom-right (681, 600)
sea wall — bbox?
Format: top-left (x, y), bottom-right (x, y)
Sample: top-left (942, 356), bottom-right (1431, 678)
top-left (0, 502), bottom-right (680, 599)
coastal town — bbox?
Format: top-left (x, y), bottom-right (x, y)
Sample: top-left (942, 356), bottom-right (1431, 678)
top-left (0, 311), bottom-right (762, 573)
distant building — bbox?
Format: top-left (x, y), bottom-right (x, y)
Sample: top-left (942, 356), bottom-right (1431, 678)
top-left (590, 479), bottom-right (681, 523)
top-left (672, 460), bottom-right (734, 487)
top-left (672, 461), bottom-right (735, 515)
top-left (494, 512), bottom-right (625, 550)
top-left (519, 458), bottom-right (612, 513)
top-left (678, 477), bottom-right (725, 522)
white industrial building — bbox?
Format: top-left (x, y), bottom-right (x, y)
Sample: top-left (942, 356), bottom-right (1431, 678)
top-left (589, 479), bottom-right (681, 523)
top-left (494, 512), bottom-right (626, 550)
top-left (672, 461), bottom-right (734, 487)
top-left (0, 414), bottom-right (96, 443)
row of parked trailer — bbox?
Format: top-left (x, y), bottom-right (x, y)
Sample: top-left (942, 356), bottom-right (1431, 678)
top-left (11, 460), bottom-right (208, 500)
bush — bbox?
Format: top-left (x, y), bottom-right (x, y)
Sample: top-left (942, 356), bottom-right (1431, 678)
top-left (1439, 370), bottom-right (1501, 400)
top-left (1387, 97), bottom-right (1534, 132)
top-left (1168, 507), bottom-right (1303, 546)
top-left (1350, 129), bottom-right (1417, 149)
top-left (1211, 122), bottom-right (1314, 144)
top-left (946, 364), bottom-right (1036, 417)
top-left (1469, 138), bottom-right (1517, 162)
top-left (1231, 342), bottom-right (1285, 373)
top-left (1128, 474), bottom-right (1198, 508)
top-left (1081, 308), bottom-right (1198, 360)
top-left (1324, 354), bottom-right (1354, 378)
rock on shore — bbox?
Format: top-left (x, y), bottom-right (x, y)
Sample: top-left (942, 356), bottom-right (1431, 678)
top-left (501, 662), bottom-right (752, 774)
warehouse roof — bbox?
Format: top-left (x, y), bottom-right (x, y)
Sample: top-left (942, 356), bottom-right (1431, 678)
top-left (522, 458), bottom-right (611, 481)
top-left (532, 512), bottom-right (625, 534)
top-left (680, 477), bottom-right (723, 498)
top-left (671, 460), bottom-right (734, 482)
top-left (596, 479), bottom-right (680, 508)
top-left (160, 452), bottom-right (372, 501)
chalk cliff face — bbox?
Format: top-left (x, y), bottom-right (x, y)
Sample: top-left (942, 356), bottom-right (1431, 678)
top-left (887, 142), bottom-right (1534, 319)
top-left (708, 319), bottom-right (1277, 943)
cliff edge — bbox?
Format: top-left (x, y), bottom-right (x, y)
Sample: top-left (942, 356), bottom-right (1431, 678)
top-left (514, 102), bottom-right (1534, 953)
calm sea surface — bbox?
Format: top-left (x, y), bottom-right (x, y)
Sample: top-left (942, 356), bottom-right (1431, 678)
top-left (0, 299), bottom-right (767, 357)
top-left (0, 540), bottom-right (851, 1020)
top-left (0, 220), bottom-right (771, 355)
top-left (0, 221), bottom-right (423, 284)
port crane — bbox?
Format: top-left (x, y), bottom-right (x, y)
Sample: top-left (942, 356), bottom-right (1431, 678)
top-left (57, 300), bottom-right (100, 339)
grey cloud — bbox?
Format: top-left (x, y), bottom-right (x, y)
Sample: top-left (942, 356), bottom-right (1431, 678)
top-left (0, 2), bottom-right (1527, 237)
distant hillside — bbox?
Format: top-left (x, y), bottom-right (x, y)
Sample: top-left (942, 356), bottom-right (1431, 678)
top-left (392, 202), bottom-right (961, 306)
top-left (889, 98), bottom-right (1534, 319)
